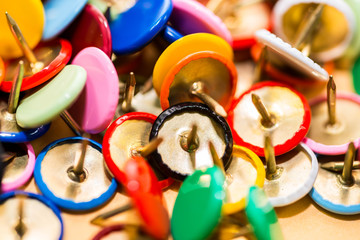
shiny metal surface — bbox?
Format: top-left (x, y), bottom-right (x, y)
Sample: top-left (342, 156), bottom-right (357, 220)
top-left (0, 196), bottom-right (62, 240)
top-left (168, 57), bottom-right (232, 108)
top-left (282, 3), bottom-right (349, 56)
top-left (225, 155), bottom-right (257, 204)
top-left (2, 143), bottom-right (28, 184)
top-left (307, 99), bottom-right (360, 145)
top-left (263, 145), bottom-right (312, 198)
top-left (157, 112), bottom-right (226, 175)
top-left (233, 86), bottom-right (305, 147)
top-left (5, 43), bottom-right (62, 82)
top-left (109, 120), bottom-right (153, 170)
top-left (40, 142), bottom-right (112, 203)
top-left (314, 163), bottom-right (360, 206)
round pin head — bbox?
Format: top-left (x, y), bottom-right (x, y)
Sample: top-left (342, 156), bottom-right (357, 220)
top-left (168, 0), bottom-right (232, 44)
top-left (272, 0), bottom-right (355, 62)
top-left (0, 191), bottom-right (63, 240)
top-left (62, 4), bottom-right (112, 58)
top-left (149, 102), bottom-right (233, 181)
top-left (2, 39), bottom-right (72, 93)
top-left (1, 142), bottom-right (35, 192)
top-left (103, 112), bottom-right (174, 189)
top-left (92, 224), bottom-right (129, 240)
top-left (228, 81), bottom-right (311, 156)
top-left (16, 65), bottom-right (87, 129)
top-left (153, 33), bottom-right (233, 96)
top-left (245, 186), bottom-right (284, 240)
top-left (262, 142), bottom-right (318, 207)
top-left (123, 156), bottom-right (170, 240)
top-left (0, 0), bottom-right (44, 59)
top-left (254, 29), bottom-right (329, 84)
top-left (310, 142), bottom-right (360, 214)
top-left (68, 47), bottom-right (119, 134)
top-left (222, 145), bottom-right (265, 215)
top-left (34, 137), bottom-right (117, 211)
top-left (109, 0), bottom-right (172, 54)
top-left (42, 0), bottom-right (87, 40)
top-left (171, 165), bottom-right (225, 240)
top-left (303, 92), bottom-right (360, 155)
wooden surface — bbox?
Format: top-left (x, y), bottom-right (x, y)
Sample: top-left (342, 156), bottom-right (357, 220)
top-left (20, 61), bottom-right (360, 240)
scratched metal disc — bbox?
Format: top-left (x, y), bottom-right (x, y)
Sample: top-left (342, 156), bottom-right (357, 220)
top-left (263, 142), bottom-right (318, 207)
top-left (34, 137), bottom-right (117, 211)
top-left (0, 193), bottom-right (62, 240)
top-left (149, 102), bottom-right (233, 181)
top-left (310, 154), bottom-right (360, 215)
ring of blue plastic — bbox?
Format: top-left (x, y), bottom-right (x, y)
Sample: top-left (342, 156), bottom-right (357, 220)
top-left (0, 190), bottom-right (64, 240)
top-left (34, 136), bottom-right (118, 211)
top-left (0, 123), bottom-right (50, 143)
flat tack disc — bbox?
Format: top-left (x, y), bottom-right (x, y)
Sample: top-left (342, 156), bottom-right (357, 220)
top-left (149, 102), bottom-right (233, 181)
top-left (0, 97), bottom-right (50, 143)
top-left (228, 81), bottom-right (311, 156)
top-left (303, 93), bottom-right (360, 155)
top-left (2, 39), bottom-right (72, 93)
top-left (310, 155), bottom-right (360, 215)
top-left (153, 33), bottom-right (234, 96)
top-left (62, 4), bottom-right (112, 58)
top-left (255, 29), bottom-right (329, 82)
top-left (0, 191), bottom-right (63, 240)
top-left (34, 137), bottom-right (117, 211)
top-left (16, 65), bottom-right (87, 129)
top-left (222, 145), bottom-right (265, 215)
top-left (0, 0), bottom-right (44, 59)
top-left (1, 142), bottom-right (35, 192)
top-left (159, 51), bottom-right (237, 112)
top-left (263, 143), bottom-right (318, 207)
top-left (103, 112), bottom-right (174, 189)
top-left (272, 0), bottom-right (356, 62)
top-left (42, 0), bottom-right (87, 40)
top-left (69, 47), bottom-right (119, 134)
top-left (169, 0), bottom-right (232, 44)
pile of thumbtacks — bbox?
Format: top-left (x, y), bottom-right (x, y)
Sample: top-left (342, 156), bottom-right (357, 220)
top-left (1, 0), bottom-right (360, 239)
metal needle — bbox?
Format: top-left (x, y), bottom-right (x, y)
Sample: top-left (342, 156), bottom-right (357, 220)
top-left (5, 12), bottom-right (43, 73)
top-left (293, 3), bottom-right (325, 51)
top-left (68, 134), bottom-right (91, 182)
top-left (8, 61), bottom-right (24, 114)
top-left (121, 72), bottom-right (136, 113)
top-left (321, 161), bottom-right (360, 172)
top-left (339, 142), bottom-right (355, 186)
top-left (91, 203), bottom-right (132, 226)
top-left (327, 76), bottom-right (336, 126)
top-left (264, 133), bottom-right (282, 180)
top-left (60, 111), bottom-right (82, 137)
top-left (209, 141), bottom-right (226, 176)
top-left (190, 81), bottom-right (227, 118)
top-left (251, 93), bottom-right (275, 128)
top-left (14, 196), bottom-right (27, 239)
top-left (135, 137), bottom-right (163, 157)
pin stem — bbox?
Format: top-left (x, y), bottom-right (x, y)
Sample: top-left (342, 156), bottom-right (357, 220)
top-left (121, 72), bottom-right (136, 113)
top-left (264, 133), bottom-right (277, 179)
top-left (190, 81), bottom-right (227, 117)
top-left (340, 142), bottom-right (355, 186)
top-left (5, 12), bottom-right (43, 73)
top-left (209, 141), bottom-right (226, 176)
top-left (137, 137), bottom-right (163, 157)
top-left (187, 124), bottom-right (198, 152)
top-left (8, 61), bottom-right (24, 113)
top-left (72, 134), bottom-right (91, 177)
top-left (60, 111), bottom-right (82, 136)
top-left (253, 46), bottom-right (267, 83)
top-left (14, 196), bottom-right (27, 239)
top-left (90, 203), bottom-right (132, 226)
top-left (321, 161), bottom-right (360, 172)
top-left (251, 93), bottom-right (274, 128)
top-left (327, 76), bottom-right (336, 126)
top-left (293, 3), bottom-right (325, 49)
